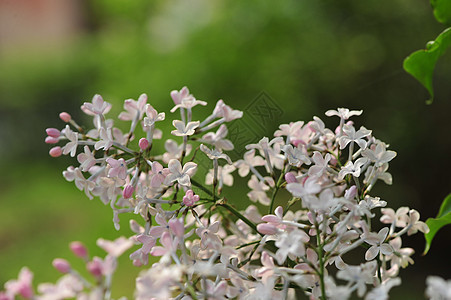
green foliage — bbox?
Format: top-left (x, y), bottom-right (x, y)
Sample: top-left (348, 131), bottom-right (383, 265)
top-left (403, 28), bottom-right (451, 104)
top-left (424, 193), bottom-right (451, 254)
top-left (431, 0), bottom-right (451, 25)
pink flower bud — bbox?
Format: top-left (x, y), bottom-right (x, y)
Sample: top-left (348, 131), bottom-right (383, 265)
top-left (46, 128), bottom-right (61, 138)
top-left (45, 136), bottom-right (59, 144)
top-left (49, 146), bottom-right (62, 157)
top-left (52, 258), bottom-right (71, 273)
top-left (123, 185), bottom-right (134, 199)
top-left (284, 172), bottom-right (297, 183)
top-left (345, 185), bottom-right (357, 200)
top-left (59, 112), bottom-right (72, 122)
top-left (257, 223), bottom-right (278, 235)
top-left (70, 241), bottom-right (88, 258)
top-left (138, 138), bottom-right (149, 150)
top-left (87, 258), bottom-right (103, 277)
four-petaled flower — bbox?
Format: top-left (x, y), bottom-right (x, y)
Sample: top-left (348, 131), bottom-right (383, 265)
top-left (81, 94), bottom-right (112, 116)
top-left (339, 124), bottom-right (372, 150)
top-left (338, 157), bottom-right (368, 179)
top-left (200, 144), bottom-right (232, 164)
top-left (118, 93), bottom-right (147, 121)
top-left (143, 104), bottom-right (165, 127)
top-left (361, 227), bottom-right (393, 260)
top-left (95, 128), bottom-right (114, 150)
top-left (201, 124), bottom-right (234, 151)
top-left (62, 125), bottom-right (78, 157)
top-left (170, 96), bottom-right (207, 113)
top-left (77, 146), bottom-right (96, 172)
top-left (171, 120), bottom-right (200, 136)
top-left (164, 159), bottom-right (197, 186)
top-left (325, 108), bottom-right (363, 120)
top-left (106, 158), bottom-right (128, 180)
top-left (308, 151), bottom-right (331, 177)
top-left (212, 99), bottom-right (243, 121)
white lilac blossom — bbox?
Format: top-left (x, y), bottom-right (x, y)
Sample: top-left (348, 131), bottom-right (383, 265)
top-left (338, 157), bottom-right (368, 179)
top-left (426, 276), bottom-right (451, 300)
top-left (164, 159), bottom-right (197, 186)
top-left (62, 125), bottom-right (78, 157)
top-left (23, 93), bottom-right (434, 300)
top-left (118, 93), bottom-right (148, 121)
top-left (201, 124), bottom-right (234, 151)
top-left (361, 227), bottom-right (394, 261)
top-left (200, 144), bottom-right (232, 164)
top-left (81, 94), bottom-right (111, 116)
top-left (325, 108), bottom-right (363, 120)
top-left (171, 120), bottom-right (200, 136)
top-left (339, 124), bottom-right (372, 150)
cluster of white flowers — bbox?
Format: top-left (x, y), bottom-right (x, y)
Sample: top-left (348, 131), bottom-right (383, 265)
top-left (2, 88), bottom-right (449, 300)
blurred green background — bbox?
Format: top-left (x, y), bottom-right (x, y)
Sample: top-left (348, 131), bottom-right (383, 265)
top-left (1, 0), bottom-right (450, 298)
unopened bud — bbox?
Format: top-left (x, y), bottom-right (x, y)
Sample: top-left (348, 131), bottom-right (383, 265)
top-left (45, 136), bottom-right (59, 144)
top-left (46, 128), bottom-right (61, 138)
top-left (345, 185), bottom-right (357, 200)
top-left (123, 185), bottom-right (134, 199)
top-left (49, 146), bottom-right (62, 157)
top-left (59, 112), bottom-right (72, 122)
top-left (87, 258), bottom-right (103, 277)
top-left (70, 241), bottom-right (88, 258)
top-left (138, 138), bottom-right (149, 150)
top-left (52, 258), bottom-right (71, 273)
top-left (284, 172), bottom-right (297, 183)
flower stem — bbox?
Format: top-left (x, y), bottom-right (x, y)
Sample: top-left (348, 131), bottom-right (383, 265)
top-left (269, 165), bottom-right (286, 214)
top-left (217, 202), bottom-right (262, 236)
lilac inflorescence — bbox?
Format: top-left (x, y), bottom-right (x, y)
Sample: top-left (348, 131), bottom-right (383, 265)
top-left (2, 88), bottom-right (441, 300)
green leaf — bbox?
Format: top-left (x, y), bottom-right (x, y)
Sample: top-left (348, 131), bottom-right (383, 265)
top-left (437, 192), bottom-right (451, 218)
top-left (431, 0), bottom-right (451, 26)
top-left (403, 27), bottom-right (451, 104)
top-left (423, 193), bottom-right (451, 255)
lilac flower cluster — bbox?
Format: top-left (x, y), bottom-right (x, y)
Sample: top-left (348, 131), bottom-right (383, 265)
top-left (2, 88), bottom-right (448, 300)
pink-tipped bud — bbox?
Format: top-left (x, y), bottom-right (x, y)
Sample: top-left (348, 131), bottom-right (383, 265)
top-left (59, 112), bottom-right (71, 122)
top-left (123, 185), bottom-right (134, 199)
top-left (284, 172), bottom-right (297, 183)
top-left (45, 136), bottom-right (59, 144)
top-left (46, 128), bottom-right (61, 138)
top-left (345, 185), bottom-right (357, 200)
top-left (138, 138), bottom-right (149, 150)
top-left (87, 258), bottom-right (103, 277)
top-left (52, 258), bottom-right (71, 273)
top-left (257, 223), bottom-right (278, 235)
top-left (70, 241), bottom-right (88, 258)
top-left (49, 146), bottom-right (62, 157)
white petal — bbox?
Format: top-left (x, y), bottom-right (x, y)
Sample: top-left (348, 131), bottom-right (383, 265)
top-left (380, 243), bottom-right (393, 256)
top-left (172, 120), bottom-right (185, 132)
top-left (286, 183), bottom-right (304, 197)
top-left (365, 245), bottom-right (379, 261)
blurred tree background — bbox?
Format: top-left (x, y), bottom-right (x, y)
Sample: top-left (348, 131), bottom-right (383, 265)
top-left (0, 0), bottom-right (450, 298)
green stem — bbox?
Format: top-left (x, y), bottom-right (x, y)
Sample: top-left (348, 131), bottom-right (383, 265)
top-left (185, 282), bottom-right (198, 300)
top-left (268, 165), bottom-right (286, 214)
top-left (236, 240), bottom-right (260, 250)
top-left (217, 203), bottom-right (262, 236)
top-left (314, 218), bottom-right (327, 300)
top-left (191, 179), bottom-right (213, 197)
